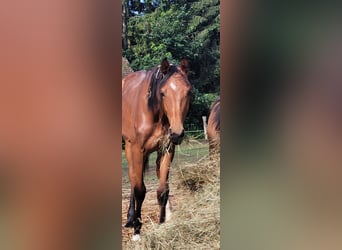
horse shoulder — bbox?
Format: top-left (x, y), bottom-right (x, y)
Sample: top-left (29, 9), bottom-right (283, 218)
top-left (122, 70), bottom-right (159, 146)
top-left (123, 104), bottom-right (155, 146)
top-left (143, 125), bottom-right (166, 151)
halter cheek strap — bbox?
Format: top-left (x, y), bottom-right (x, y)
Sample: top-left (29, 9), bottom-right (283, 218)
top-left (147, 64), bottom-right (179, 110)
top-left (156, 63), bottom-right (173, 78)
top-left (148, 64), bottom-right (171, 99)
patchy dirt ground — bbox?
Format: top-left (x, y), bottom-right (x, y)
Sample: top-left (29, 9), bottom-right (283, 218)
top-left (121, 166), bottom-right (179, 249)
top-left (121, 142), bottom-right (209, 249)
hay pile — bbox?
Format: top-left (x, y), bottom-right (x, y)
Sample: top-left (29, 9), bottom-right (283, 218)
top-left (122, 57), bottom-right (134, 77)
top-left (126, 155), bottom-right (220, 249)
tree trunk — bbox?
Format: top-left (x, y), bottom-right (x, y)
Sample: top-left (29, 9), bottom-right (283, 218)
top-left (122, 0), bottom-right (128, 50)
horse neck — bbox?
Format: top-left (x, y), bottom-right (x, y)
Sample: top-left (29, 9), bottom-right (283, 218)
top-left (147, 70), bottom-right (163, 116)
top-left (151, 98), bottom-right (165, 123)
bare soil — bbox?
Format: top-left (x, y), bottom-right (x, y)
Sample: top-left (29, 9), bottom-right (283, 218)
top-left (121, 166), bottom-right (179, 248)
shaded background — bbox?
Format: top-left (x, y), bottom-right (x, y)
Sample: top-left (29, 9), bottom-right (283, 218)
top-left (122, 0), bottom-right (220, 132)
top-left (221, 1), bottom-right (342, 249)
top-left (0, 0), bottom-right (121, 249)
top-left (1, 0), bottom-right (342, 249)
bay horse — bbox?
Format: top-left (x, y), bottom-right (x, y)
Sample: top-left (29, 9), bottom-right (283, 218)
top-left (122, 58), bottom-right (192, 240)
top-left (207, 99), bottom-right (220, 158)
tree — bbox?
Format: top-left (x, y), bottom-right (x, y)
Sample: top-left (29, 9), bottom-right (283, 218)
top-left (122, 0), bottom-right (220, 129)
top-left (187, 0), bottom-right (220, 93)
top-left (122, 0), bottom-right (129, 50)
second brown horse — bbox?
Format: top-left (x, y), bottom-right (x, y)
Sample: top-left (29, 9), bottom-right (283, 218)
top-left (122, 58), bottom-right (192, 240)
top-left (207, 99), bottom-right (220, 158)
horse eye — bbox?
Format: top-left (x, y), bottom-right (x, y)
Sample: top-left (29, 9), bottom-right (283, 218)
top-left (160, 92), bottom-right (165, 97)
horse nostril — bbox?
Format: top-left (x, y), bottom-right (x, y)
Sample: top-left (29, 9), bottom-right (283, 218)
top-left (168, 128), bottom-right (184, 144)
top-left (169, 130), bottom-right (185, 145)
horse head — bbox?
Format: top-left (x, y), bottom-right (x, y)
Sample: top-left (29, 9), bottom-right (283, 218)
top-left (159, 58), bottom-right (192, 145)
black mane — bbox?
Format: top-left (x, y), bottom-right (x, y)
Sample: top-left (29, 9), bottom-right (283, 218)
top-left (147, 64), bottom-right (179, 111)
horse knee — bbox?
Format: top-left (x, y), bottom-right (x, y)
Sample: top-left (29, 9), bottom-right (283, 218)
top-left (134, 185), bottom-right (146, 202)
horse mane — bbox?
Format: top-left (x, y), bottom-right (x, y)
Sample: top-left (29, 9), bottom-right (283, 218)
top-left (147, 64), bottom-right (179, 112)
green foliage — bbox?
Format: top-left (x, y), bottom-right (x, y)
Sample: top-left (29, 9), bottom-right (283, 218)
top-left (185, 91), bottom-right (219, 130)
top-left (125, 4), bottom-right (191, 70)
top-left (122, 0), bottom-right (220, 129)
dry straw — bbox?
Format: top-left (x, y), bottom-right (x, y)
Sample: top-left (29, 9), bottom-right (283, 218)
top-left (126, 154), bottom-right (220, 250)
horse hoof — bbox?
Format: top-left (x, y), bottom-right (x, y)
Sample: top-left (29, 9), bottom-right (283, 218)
top-left (125, 221), bottom-right (134, 228)
top-left (132, 234), bottom-right (141, 241)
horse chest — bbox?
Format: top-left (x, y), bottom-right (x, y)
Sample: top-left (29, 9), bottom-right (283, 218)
top-left (143, 128), bottom-right (167, 152)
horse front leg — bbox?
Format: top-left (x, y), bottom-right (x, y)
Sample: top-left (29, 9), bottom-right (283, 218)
top-left (125, 193), bottom-right (135, 228)
top-left (124, 141), bottom-right (135, 228)
top-left (129, 143), bottom-right (146, 240)
top-left (156, 144), bottom-right (175, 224)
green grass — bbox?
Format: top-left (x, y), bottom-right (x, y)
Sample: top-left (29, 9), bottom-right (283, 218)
top-left (122, 140), bottom-right (209, 169)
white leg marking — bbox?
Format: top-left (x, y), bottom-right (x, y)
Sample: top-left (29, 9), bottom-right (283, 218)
top-left (132, 234), bottom-right (141, 241)
top-left (165, 199), bottom-right (172, 222)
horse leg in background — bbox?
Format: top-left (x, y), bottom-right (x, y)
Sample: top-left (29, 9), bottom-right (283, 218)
top-left (208, 135), bottom-right (220, 160)
top-left (130, 143), bottom-right (146, 240)
top-left (156, 145), bottom-right (175, 223)
top-left (209, 140), bottom-right (214, 160)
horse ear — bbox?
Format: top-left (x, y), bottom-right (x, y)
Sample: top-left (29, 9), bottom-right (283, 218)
top-left (160, 58), bottom-right (170, 75)
top-left (180, 58), bottom-right (189, 75)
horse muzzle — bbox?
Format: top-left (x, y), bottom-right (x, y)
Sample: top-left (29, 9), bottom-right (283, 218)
top-left (168, 128), bottom-right (185, 145)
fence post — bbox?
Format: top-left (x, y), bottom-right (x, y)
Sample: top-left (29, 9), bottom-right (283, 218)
top-left (202, 116), bottom-right (208, 140)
